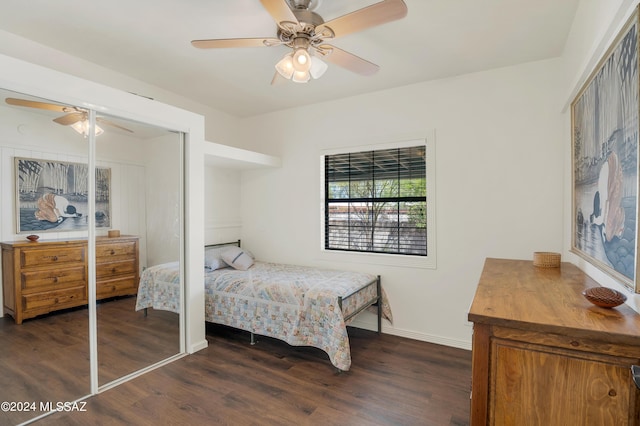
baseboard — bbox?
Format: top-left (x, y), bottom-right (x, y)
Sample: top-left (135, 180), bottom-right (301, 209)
top-left (349, 318), bottom-right (472, 351)
top-left (189, 339), bottom-right (209, 353)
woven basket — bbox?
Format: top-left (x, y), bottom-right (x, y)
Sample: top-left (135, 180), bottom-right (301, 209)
top-left (533, 252), bottom-right (561, 268)
top-left (582, 287), bottom-right (626, 308)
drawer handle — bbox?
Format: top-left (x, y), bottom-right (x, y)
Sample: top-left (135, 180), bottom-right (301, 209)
top-left (111, 268), bottom-right (117, 273)
top-left (52, 277), bottom-right (58, 283)
top-left (52, 256), bottom-right (58, 261)
top-left (110, 250), bottom-right (115, 255)
top-left (570, 341), bottom-right (580, 347)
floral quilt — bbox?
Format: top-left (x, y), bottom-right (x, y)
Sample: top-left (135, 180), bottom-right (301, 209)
top-left (136, 261), bottom-right (392, 371)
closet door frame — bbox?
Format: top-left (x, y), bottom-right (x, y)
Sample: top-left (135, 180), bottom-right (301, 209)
top-left (0, 53), bottom-right (207, 398)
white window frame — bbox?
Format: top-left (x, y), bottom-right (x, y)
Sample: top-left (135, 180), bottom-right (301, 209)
top-left (320, 137), bottom-right (436, 269)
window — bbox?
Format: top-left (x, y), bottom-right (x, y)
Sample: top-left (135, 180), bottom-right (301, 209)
top-left (324, 144), bottom-right (428, 256)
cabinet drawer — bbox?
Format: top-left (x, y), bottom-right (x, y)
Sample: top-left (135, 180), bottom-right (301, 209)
top-left (96, 259), bottom-right (137, 278)
top-left (96, 241), bottom-right (136, 260)
top-left (97, 276), bottom-right (138, 298)
top-left (492, 326), bottom-right (640, 359)
top-left (21, 266), bottom-right (86, 291)
top-left (20, 246), bottom-right (85, 268)
top-left (22, 286), bottom-right (87, 312)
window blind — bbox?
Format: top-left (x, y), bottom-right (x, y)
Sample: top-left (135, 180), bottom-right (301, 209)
top-left (324, 145), bottom-right (427, 256)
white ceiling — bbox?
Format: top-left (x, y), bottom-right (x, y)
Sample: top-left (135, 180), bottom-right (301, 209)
top-left (0, 0), bottom-right (580, 118)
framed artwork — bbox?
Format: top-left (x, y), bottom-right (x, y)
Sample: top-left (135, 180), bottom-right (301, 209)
top-left (571, 7), bottom-right (639, 292)
top-left (15, 157), bottom-right (111, 233)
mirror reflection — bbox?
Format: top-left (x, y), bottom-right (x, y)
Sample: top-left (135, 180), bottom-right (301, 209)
top-left (0, 88), bottom-right (184, 424)
top-left (0, 89), bottom-right (91, 425)
top-left (95, 113), bottom-right (182, 386)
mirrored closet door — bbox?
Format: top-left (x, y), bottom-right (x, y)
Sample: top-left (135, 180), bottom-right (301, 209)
top-left (0, 89), bottom-right (92, 425)
top-left (0, 87), bottom-right (185, 423)
top-left (95, 113), bottom-right (183, 387)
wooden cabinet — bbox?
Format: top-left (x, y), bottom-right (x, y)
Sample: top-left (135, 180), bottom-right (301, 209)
top-left (468, 258), bottom-right (640, 426)
top-left (2, 236), bottom-right (139, 324)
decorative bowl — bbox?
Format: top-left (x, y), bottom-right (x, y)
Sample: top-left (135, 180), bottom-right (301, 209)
top-left (582, 287), bottom-right (627, 308)
top-left (26, 235), bottom-right (39, 242)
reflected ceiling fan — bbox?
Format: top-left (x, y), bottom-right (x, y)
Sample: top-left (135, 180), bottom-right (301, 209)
top-left (5, 97), bottom-right (133, 136)
top-left (191, 0), bottom-right (408, 83)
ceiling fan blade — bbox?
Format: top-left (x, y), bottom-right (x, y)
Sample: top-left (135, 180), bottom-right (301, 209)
top-left (259, 0), bottom-right (299, 25)
top-left (5, 97), bottom-right (69, 113)
top-left (96, 117), bottom-right (134, 133)
top-left (191, 37), bottom-right (281, 49)
top-left (270, 71), bottom-right (288, 85)
top-left (53, 112), bottom-right (85, 126)
top-left (316, 0), bottom-right (408, 39)
top-left (317, 45), bottom-right (379, 76)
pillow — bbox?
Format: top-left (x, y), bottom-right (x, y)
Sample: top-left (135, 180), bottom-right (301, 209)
top-left (221, 246), bottom-right (254, 271)
top-left (204, 246), bottom-right (231, 271)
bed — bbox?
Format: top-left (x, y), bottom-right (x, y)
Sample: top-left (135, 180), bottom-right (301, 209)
top-left (135, 241), bottom-right (392, 371)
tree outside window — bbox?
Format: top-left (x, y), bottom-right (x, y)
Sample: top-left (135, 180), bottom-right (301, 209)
top-left (324, 145), bottom-right (427, 256)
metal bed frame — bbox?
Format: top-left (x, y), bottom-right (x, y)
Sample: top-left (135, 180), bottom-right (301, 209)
top-left (205, 240), bottom-right (382, 346)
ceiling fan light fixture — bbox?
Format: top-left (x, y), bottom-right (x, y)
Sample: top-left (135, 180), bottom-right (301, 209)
top-left (191, 0), bottom-right (409, 85)
top-left (71, 120), bottom-right (104, 137)
top-left (309, 55), bottom-right (328, 79)
top-left (292, 70), bottom-right (311, 83)
top-left (275, 53), bottom-right (295, 79)
top-left (292, 47), bottom-right (311, 72)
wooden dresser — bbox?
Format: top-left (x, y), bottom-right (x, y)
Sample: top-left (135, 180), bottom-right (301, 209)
top-left (2, 235), bottom-right (139, 324)
top-left (468, 258), bottom-right (640, 426)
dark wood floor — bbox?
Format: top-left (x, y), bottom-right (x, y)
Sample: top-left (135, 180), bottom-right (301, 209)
top-left (95, 297), bottom-right (180, 384)
top-left (0, 297), bottom-right (179, 426)
top-left (40, 324), bottom-right (472, 425)
top-left (0, 305), bottom-right (90, 426)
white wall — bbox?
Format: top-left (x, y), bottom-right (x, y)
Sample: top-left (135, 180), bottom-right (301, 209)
top-left (236, 58), bottom-right (565, 349)
top-left (204, 166), bottom-right (242, 244)
top-left (561, 0), bottom-right (640, 311)
top-left (142, 133), bottom-right (184, 266)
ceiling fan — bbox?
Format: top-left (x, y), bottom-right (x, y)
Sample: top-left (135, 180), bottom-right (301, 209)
top-left (5, 97), bottom-right (133, 136)
top-left (191, 0), bottom-right (408, 83)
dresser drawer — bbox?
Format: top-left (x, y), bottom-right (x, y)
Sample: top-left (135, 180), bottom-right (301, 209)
top-left (21, 266), bottom-right (86, 291)
top-left (96, 241), bottom-right (137, 260)
top-left (96, 259), bottom-right (137, 278)
top-left (97, 276), bottom-right (138, 298)
top-left (3, 237), bottom-right (138, 323)
top-left (22, 285), bottom-right (87, 312)
top-left (20, 246), bottom-right (85, 268)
